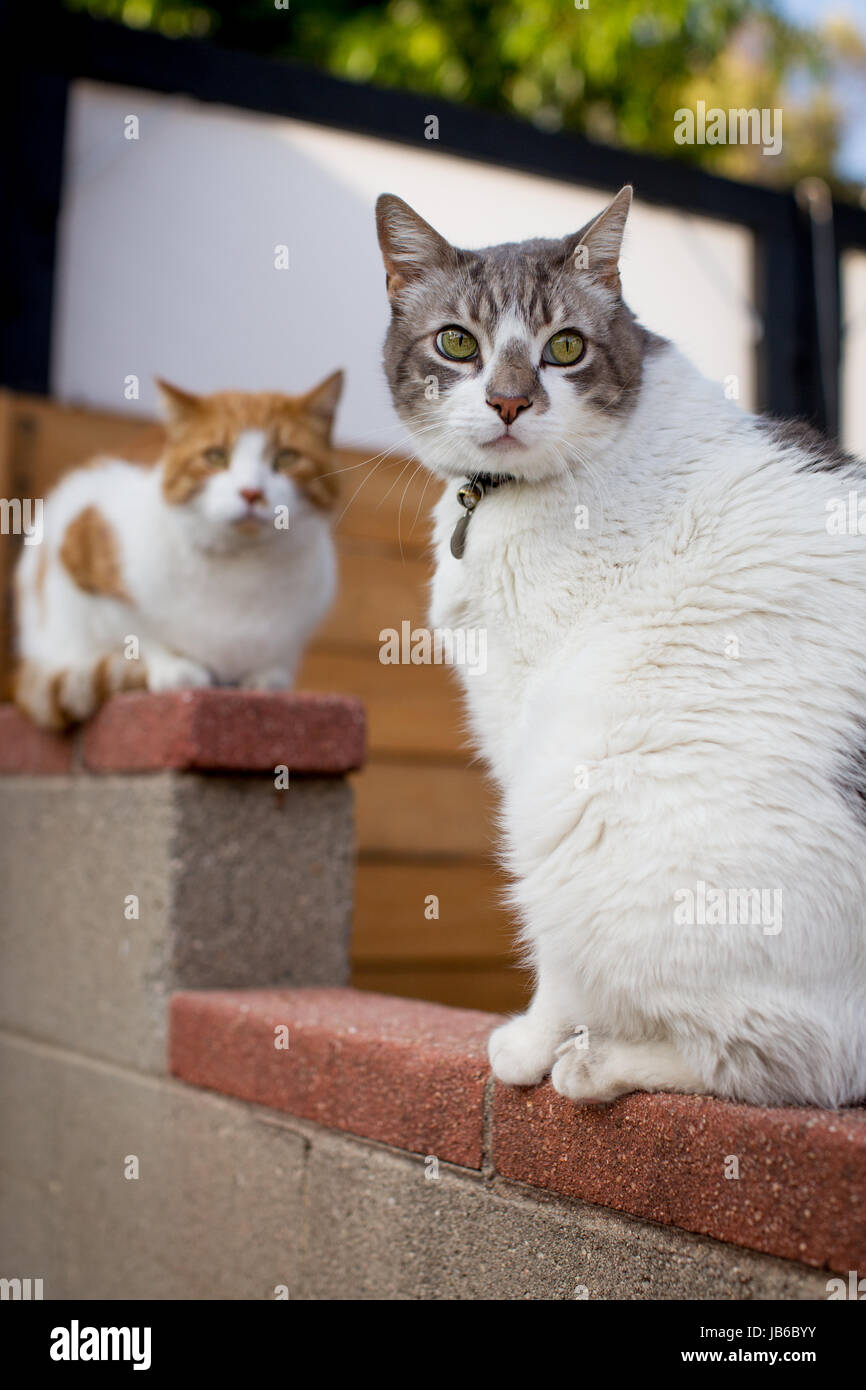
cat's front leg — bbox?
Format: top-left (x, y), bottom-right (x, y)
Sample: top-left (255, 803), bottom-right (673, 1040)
top-left (550, 1035), bottom-right (706, 1104)
top-left (144, 646), bottom-right (213, 693)
top-left (488, 972), bottom-right (581, 1087)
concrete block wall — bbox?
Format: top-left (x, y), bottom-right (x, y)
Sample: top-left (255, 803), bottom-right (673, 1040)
top-left (1, 692), bottom-right (863, 1299)
top-left (0, 692), bottom-right (363, 1073)
top-left (168, 987), bottom-right (865, 1297)
top-left (0, 1028), bottom-right (833, 1300)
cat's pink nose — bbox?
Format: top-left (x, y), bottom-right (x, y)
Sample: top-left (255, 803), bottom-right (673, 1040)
top-left (487, 395), bottom-right (531, 426)
top-left (239, 488), bottom-right (264, 505)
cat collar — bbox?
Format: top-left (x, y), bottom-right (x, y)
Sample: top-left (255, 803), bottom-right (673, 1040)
top-left (450, 473), bottom-right (513, 559)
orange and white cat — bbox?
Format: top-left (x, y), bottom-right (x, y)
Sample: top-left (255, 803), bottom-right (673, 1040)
top-left (14, 372), bottom-right (343, 729)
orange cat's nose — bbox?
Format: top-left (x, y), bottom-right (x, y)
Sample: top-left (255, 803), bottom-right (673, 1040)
top-left (239, 488), bottom-right (264, 505)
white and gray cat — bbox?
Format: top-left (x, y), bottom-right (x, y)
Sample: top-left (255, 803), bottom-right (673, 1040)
top-left (376, 185), bottom-right (866, 1108)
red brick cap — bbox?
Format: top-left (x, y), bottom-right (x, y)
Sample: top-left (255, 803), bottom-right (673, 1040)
top-left (493, 1080), bottom-right (866, 1276)
top-left (170, 986), bottom-right (866, 1274)
top-left (170, 988), bottom-right (495, 1169)
top-left (0, 691), bottom-right (365, 774)
top-left (0, 705), bottom-right (75, 773)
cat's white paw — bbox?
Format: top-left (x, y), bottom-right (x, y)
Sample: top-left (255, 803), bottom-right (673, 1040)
top-left (242, 667), bottom-right (293, 691)
top-left (488, 1016), bottom-right (562, 1087)
top-left (550, 1036), bottom-right (705, 1104)
top-left (146, 654), bottom-right (213, 693)
top-left (550, 1041), bottom-right (619, 1104)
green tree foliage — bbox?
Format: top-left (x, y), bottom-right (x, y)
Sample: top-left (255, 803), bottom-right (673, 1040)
top-left (63, 0), bottom-right (864, 191)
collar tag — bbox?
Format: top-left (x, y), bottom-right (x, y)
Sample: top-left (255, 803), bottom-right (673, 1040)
top-left (450, 510), bottom-right (473, 559)
top-left (450, 474), bottom-right (514, 560)
top-left (450, 479), bottom-right (483, 559)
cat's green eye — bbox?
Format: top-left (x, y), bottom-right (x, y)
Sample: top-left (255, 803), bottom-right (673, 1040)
top-left (543, 330), bottom-right (585, 366)
top-left (436, 327), bottom-right (478, 361)
top-left (273, 448), bottom-right (301, 471)
top-left (204, 446), bottom-right (229, 468)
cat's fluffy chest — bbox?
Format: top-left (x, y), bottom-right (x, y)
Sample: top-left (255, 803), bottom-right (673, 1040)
top-left (130, 518), bottom-right (327, 675)
top-left (430, 481), bottom-right (628, 781)
top-left (127, 495), bottom-right (334, 681)
top-left (140, 547), bottom-right (325, 679)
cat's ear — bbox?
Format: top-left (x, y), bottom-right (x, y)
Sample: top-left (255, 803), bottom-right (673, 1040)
top-left (568, 186), bottom-right (632, 294)
top-left (155, 379), bottom-right (203, 424)
top-left (302, 369), bottom-right (344, 438)
top-left (375, 194), bottom-right (455, 300)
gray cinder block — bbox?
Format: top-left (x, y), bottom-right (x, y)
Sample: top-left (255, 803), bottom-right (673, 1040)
top-left (0, 772), bottom-right (354, 1072)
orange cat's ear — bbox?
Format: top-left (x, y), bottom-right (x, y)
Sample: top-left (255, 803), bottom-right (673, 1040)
top-left (302, 369), bottom-right (344, 439)
top-left (155, 379), bottom-right (203, 425)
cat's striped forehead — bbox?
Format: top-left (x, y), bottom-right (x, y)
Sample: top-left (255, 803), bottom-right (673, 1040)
top-left (435, 240), bottom-right (612, 335)
top-left (386, 241), bottom-right (651, 424)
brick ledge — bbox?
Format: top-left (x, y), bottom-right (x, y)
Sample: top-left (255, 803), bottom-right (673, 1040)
top-left (169, 986), bottom-right (866, 1274)
top-left (0, 691), bottom-right (366, 774)
top-left (170, 988), bottom-right (494, 1170)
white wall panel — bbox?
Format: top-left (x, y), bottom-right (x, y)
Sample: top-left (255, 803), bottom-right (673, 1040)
top-left (52, 80), bottom-right (757, 450)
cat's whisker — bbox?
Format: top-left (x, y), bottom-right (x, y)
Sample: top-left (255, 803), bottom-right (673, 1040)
top-left (316, 452), bottom-right (392, 482)
top-left (371, 422), bottom-right (458, 513)
top-left (329, 427), bottom-right (443, 526)
top-left (410, 462), bottom-right (440, 539)
top-left (332, 460), bottom-right (385, 529)
top-left (331, 445), bottom-right (415, 528)
top-left (396, 460), bottom-right (427, 561)
top-left (555, 437), bottom-right (615, 517)
top-left (376, 456), bottom-right (418, 513)
top-left (330, 418), bottom-right (454, 530)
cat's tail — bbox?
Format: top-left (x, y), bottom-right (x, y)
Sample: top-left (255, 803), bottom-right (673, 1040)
top-left (13, 654), bottom-right (148, 731)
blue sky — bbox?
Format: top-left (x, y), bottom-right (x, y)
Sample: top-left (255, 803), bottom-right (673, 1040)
top-left (778, 0), bottom-right (866, 182)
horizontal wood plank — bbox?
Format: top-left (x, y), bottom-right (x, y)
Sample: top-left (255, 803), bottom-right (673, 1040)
top-left (353, 858), bottom-right (518, 963)
top-left (316, 543), bottom-right (431, 651)
top-left (8, 394), bottom-right (164, 481)
top-left (297, 648), bottom-right (470, 760)
top-left (354, 760), bottom-right (498, 857)
top-left (351, 964), bottom-right (531, 1015)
